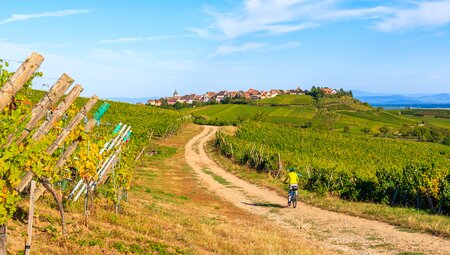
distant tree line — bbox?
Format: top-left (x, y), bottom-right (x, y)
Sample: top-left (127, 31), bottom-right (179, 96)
top-left (306, 86), bottom-right (353, 99)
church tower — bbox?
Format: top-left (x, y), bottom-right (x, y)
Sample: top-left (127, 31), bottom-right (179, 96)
top-left (173, 89), bottom-right (179, 98)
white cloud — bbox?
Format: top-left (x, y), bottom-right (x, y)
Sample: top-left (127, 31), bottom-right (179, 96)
top-left (261, 23), bottom-right (319, 34)
top-left (96, 35), bottom-right (184, 44)
top-left (375, 0), bottom-right (450, 32)
top-left (0, 9), bottom-right (92, 25)
top-left (213, 42), bottom-right (267, 56)
top-left (193, 0), bottom-right (393, 40)
top-left (265, 41), bottom-right (301, 51)
top-left (212, 40), bottom-right (301, 56)
top-left (194, 0), bottom-right (450, 39)
top-left (186, 27), bottom-right (214, 39)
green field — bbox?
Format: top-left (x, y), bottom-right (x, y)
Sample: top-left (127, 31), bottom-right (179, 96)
top-left (184, 104), bottom-right (316, 124)
top-left (182, 95), bottom-right (450, 134)
top-left (216, 121), bottom-right (450, 214)
top-left (256, 94), bottom-right (315, 105)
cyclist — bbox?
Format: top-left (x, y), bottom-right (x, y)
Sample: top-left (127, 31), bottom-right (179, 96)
top-left (284, 167), bottom-right (299, 206)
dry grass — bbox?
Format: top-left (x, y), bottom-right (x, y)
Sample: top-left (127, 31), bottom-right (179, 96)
top-left (7, 124), bottom-right (325, 255)
top-left (207, 132), bottom-right (450, 238)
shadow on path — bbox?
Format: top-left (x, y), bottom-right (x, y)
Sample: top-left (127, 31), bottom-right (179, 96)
top-left (242, 202), bottom-right (286, 208)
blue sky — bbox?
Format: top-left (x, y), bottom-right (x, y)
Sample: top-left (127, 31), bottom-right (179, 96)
top-left (1, 0), bottom-right (450, 98)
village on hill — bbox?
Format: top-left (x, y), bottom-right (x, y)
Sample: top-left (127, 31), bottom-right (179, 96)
top-left (147, 87), bottom-right (340, 107)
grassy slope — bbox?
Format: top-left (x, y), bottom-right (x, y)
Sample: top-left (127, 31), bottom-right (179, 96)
top-left (256, 94), bottom-right (315, 105)
top-left (28, 89), bottom-right (185, 138)
top-left (183, 95), bottom-right (448, 131)
top-left (184, 104), bottom-right (316, 125)
top-left (7, 125), bottom-right (327, 255)
top-left (205, 136), bottom-right (450, 238)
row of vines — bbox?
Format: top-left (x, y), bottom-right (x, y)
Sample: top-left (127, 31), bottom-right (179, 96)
top-left (216, 121), bottom-right (450, 214)
top-left (0, 53), bottom-right (186, 254)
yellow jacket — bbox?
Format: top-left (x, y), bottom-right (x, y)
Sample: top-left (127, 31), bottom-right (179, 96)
top-left (287, 172), bottom-right (299, 185)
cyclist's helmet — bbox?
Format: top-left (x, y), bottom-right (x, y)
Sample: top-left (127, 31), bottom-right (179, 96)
top-left (288, 167), bottom-right (295, 172)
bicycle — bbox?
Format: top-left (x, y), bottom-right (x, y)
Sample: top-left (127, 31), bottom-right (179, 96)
top-left (287, 186), bottom-right (298, 208)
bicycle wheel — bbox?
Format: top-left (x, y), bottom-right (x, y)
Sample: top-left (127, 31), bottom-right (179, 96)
top-left (292, 194), bottom-right (298, 208)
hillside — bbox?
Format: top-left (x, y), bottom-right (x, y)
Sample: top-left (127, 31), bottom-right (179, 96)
top-left (255, 94), bottom-right (315, 106)
top-left (183, 95), bottom-right (450, 135)
top-left (28, 89), bottom-right (185, 139)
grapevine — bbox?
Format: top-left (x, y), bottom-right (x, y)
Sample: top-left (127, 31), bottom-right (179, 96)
top-left (216, 121), bottom-right (450, 213)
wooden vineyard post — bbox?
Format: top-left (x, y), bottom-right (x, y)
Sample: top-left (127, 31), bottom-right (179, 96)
top-left (24, 181), bottom-right (36, 255)
top-left (16, 172), bottom-right (34, 193)
top-left (16, 73), bottom-right (74, 144)
top-left (84, 182), bottom-right (91, 227)
top-left (46, 95), bottom-right (98, 154)
top-left (17, 85), bottom-right (83, 193)
top-left (134, 147), bottom-right (145, 163)
top-left (0, 225), bottom-right (6, 255)
top-left (31, 84), bottom-right (83, 141)
top-left (56, 102), bottom-right (110, 169)
top-left (275, 153), bottom-right (283, 179)
top-left (0, 52), bottom-right (44, 112)
top-left (34, 99), bottom-right (104, 202)
top-left (34, 184), bottom-right (47, 201)
top-left (55, 119), bottom-right (95, 169)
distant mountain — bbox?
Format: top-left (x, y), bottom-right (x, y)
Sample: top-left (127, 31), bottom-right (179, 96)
top-left (106, 97), bottom-right (160, 104)
top-left (352, 90), bottom-right (391, 97)
top-left (354, 92), bottom-right (450, 107)
top-left (416, 93), bottom-right (450, 104)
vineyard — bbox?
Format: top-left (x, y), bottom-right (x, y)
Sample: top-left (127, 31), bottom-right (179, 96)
top-left (184, 104), bottom-right (316, 125)
top-left (215, 121), bottom-right (450, 214)
top-left (255, 94), bottom-right (315, 106)
top-left (0, 53), bottom-right (185, 254)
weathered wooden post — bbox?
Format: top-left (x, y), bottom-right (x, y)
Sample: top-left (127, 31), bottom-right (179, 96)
top-left (46, 95), bottom-right (98, 154)
top-left (54, 120), bottom-right (95, 169)
top-left (34, 184), bottom-right (46, 201)
top-left (0, 225), bottom-right (6, 255)
top-left (31, 84), bottom-right (83, 141)
top-left (275, 154), bottom-right (283, 179)
top-left (16, 73), bottom-right (73, 144)
top-left (17, 85), bottom-right (83, 193)
top-left (0, 52), bottom-right (44, 112)
top-left (34, 97), bottom-right (101, 201)
top-left (24, 181), bottom-right (36, 255)
top-left (55, 102), bottom-right (110, 169)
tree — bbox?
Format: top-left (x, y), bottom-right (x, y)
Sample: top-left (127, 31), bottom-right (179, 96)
top-left (222, 96), bottom-right (231, 104)
top-left (173, 101), bottom-right (183, 110)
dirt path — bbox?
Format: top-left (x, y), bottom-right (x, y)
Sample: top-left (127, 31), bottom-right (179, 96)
top-left (185, 125), bottom-right (450, 255)
top-left (9, 124), bottom-right (329, 255)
